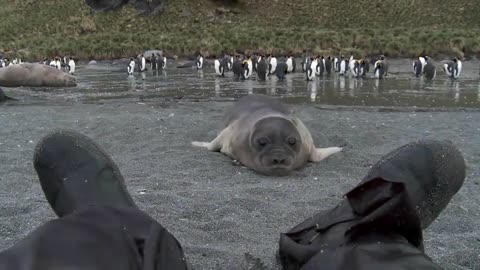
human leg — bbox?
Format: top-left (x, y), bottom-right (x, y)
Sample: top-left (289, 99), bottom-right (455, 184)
top-left (279, 140), bottom-right (466, 270)
top-left (0, 130), bottom-right (189, 270)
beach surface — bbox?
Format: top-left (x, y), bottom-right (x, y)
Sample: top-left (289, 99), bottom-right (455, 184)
top-left (1, 99), bottom-right (479, 269)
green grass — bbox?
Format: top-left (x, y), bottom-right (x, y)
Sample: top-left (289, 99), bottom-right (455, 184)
top-left (0, 0), bottom-right (479, 60)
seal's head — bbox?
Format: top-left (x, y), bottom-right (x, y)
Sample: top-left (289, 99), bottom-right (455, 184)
top-left (249, 117), bottom-right (302, 176)
top-left (63, 75), bottom-right (77, 87)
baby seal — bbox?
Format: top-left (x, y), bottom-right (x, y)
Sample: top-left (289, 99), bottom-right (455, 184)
top-left (192, 95), bottom-right (342, 176)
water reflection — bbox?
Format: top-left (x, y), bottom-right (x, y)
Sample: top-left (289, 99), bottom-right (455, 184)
top-left (245, 79), bottom-right (253, 95)
top-left (339, 76), bottom-right (346, 91)
top-left (127, 75), bottom-right (136, 91)
top-left (450, 81), bottom-right (460, 103)
top-left (478, 82), bottom-right (480, 102)
top-left (308, 81), bottom-right (317, 102)
top-left (372, 79), bottom-right (380, 97)
top-left (348, 78), bottom-right (356, 97)
top-left (214, 77), bottom-right (221, 97)
top-left (269, 77), bottom-right (277, 95)
top-left (140, 73), bottom-right (147, 91)
top-left (286, 75), bottom-right (293, 94)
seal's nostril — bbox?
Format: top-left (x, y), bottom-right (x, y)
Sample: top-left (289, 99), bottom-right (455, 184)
top-left (273, 158), bottom-right (286, 165)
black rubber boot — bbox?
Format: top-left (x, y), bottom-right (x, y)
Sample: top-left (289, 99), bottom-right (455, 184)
top-left (34, 130), bottom-right (137, 217)
top-left (360, 139), bottom-right (466, 229)
top-left (279, 139), bottom-right (466, 270)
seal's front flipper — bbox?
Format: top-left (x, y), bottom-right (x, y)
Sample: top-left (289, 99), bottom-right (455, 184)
top-left (191, 141), bottom-right (220, 151)
top-left (191, 135), bottom-right (223, 151)
top-left (191, 141), bottom-right (210, 148)
top-left (192, 126), bottom-right (234, 152)
top-left (309, 147), bottom-right (342, 162)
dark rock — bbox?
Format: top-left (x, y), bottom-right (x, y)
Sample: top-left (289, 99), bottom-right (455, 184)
top-left (130, 0), bottom-right (167, 15)
top-left (85, 0), bottom-right (129, 12)
top-left (0, 88), bottom-right (13, 102)
top-left (215, 7), bottom-right (230, 15)
top-left (85, 0), bottom-right (167, 15)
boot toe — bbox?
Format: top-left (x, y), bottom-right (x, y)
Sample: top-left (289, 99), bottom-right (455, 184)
top-left (362, 139), bottom-right (466, 228)
top-left (34, 130), bottom-right (137, 217)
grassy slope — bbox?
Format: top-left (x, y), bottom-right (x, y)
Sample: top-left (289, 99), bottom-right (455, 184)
top-left (1, 0), bottom-right (480, 60)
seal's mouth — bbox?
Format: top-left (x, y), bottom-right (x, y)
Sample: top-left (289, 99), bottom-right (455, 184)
top-left (267, 166), bottom-right (292, 176)
top-left (259, 153), bottom-right (294, 176)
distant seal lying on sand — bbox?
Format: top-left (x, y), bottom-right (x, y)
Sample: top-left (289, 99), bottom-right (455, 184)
top-left (0, 63), bottom-right (77, 87)
top-left (192, 95), bottom-right (342, 176)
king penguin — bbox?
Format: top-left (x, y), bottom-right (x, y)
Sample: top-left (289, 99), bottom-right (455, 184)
top-left (157, 54), bottom-right (166, 70)
top-left (313, 57), bottom-right (320, 76)
top-left (349, 55), bottom-right (361, 78)
top-left (276, 62), bottom-right (287, 80)
top-left (228, 56), bottom-right (233, 71)
top-left (139, 54), bottom-right (146, 72)
top-left (127, 57), bottom-right (135, 75)
top-left (286, 55), bottom-right (294, 73)
top-left (423, 57), bottom-right (436, 80)
top-left (318, 56), bottom-right (325, 76)
top-left (301, 50), bottom-right (309, 72)
top-left (324, 56), bottom-right (332, 75)
top-left (419, 56), bottom-right (427, 72)
top-left (151, 53), bottom-right (157, 70)
top-left (68, 57), bottom-right (76, 75)
top-left (252, 53), bottom-right (258, 72)
top-left (339, 56), bottom-right (347, 75)
top-left (243, 56), bottom-right (253, 79)
top-left (196, 54), bottom-right (204, 70)
top-left (413, 57), bottom-right (423, 77)
top-left (232, 55), bottom-right (243, 80)
top-left (334, 56), bottom-right (340, 72)
top-left (50, 57), bottom-right (58, 69)
top-left (257, 56), bottom-right (268, 81)
top-left (214, 58), bottom-right (225, 77)
top-left (163, 55), bottom-right (167, 69)
top-left (156, 54), bottom-right (163, 70)
top-left (268, 54), bottom-right (277, 75)
top-left (374, 60), bottom-right (386, 79)
top-left (256, 55), bottom-right (262, 72)
top-left (359, 59), bottom-right (369, 77)
top-left (443, 57), bottom-right (462, 79)
top-left (379, 55), bottom-right (388, 76)
top-left (306, 58), bottom-right (315, 81)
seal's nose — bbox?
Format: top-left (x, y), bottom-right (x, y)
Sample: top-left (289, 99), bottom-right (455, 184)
top-left (273, 157), bottom-right (286, 165)
top-left (271, 154), bottom-right (291, 167)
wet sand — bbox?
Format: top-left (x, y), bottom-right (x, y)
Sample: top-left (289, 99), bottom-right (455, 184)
top-left (1, 99), bottom-right (479, 269)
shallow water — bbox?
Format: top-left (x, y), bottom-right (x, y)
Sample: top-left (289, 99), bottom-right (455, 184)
top-left (1, 60), bottom-right (480, 270)
top-left (2, 59), bottom-right (480, 109)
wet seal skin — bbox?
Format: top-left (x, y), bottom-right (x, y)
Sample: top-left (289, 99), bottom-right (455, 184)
top-left (192, 94), bottom-right (342, 176)
top-left (0, 63), bottom-right (76, 88)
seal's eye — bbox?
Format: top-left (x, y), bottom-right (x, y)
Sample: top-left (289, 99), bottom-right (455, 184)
top-left (257, 138), bottom-right (268, 147)
top-left (287, 137), bottom-right (297, 146)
